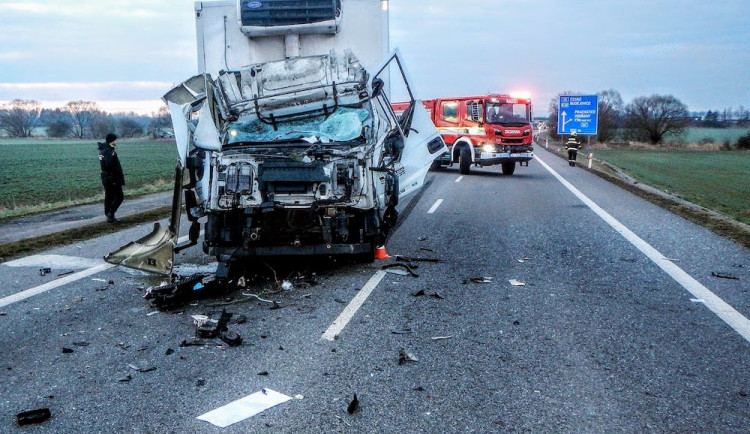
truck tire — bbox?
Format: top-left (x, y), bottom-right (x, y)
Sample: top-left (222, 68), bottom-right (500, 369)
top-left (501, 161), bottom-right (516, 175)
top-left (459, 147), bottom-right (471, 174)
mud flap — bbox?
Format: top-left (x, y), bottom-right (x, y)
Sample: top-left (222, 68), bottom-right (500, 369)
top-left (104, 163), bottom-right (184, 275)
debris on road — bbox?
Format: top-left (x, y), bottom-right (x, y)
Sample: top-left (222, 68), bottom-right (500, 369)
top-left (128, 363), bottom-right (157, 373)
top-left (62, 347), bottom-right (74, 354)
top-left (220, 331), bottom-right (243, 347)
top-left (144, 273), bottom-right (215, 309)
top-left (411, 289), bottom-right (425, 297)
top-left (466, 276), bottom-right (493, 284)
top-left (509, 279), bottom-right (526, 286)
top-left (395, 255), bottom-right (442, 263)
top-left (196, 388), bottom-right (292, 428)
top-left (391, 328), bottom-right (413, 334)
top-left (57, 270), bottom-right (75, 277)
top-left (196, 310), bottom-right (232, 339)
top-left (17, 408), bottom-right (51, 425)
top-left (118, 375), bottom-right (133, 383)
top-left (431, 292), bottom-right (445, 300)
top-left (398, 348), bottom-right (419, 365)
top-left (381, 263), bottom-right (419, 278)
top-left (431, 335), bottom-right (452, 340)
top-left (39, 267), bottom-right (51, 276)
top-left (280, 280), bottom-right (293, 291)
top-left (347, 393), bottom-right (359, 414)
top-left (711, 272), bottom-right (739, 280)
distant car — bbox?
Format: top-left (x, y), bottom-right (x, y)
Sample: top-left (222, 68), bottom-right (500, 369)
top-left (159, 132), bottom-right (175, 138)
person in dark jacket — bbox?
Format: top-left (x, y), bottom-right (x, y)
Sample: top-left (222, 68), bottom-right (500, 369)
top-left (98, 133), bottom-right (125, 223)
top-left (565, 131), bottom-right (581, 166)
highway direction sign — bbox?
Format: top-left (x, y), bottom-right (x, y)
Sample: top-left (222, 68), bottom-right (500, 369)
top-left (558, 95), bottom-right (598, 135)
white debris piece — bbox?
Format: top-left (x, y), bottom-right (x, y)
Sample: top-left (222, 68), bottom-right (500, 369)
top-left (509, 279), bottom-right (526, 286)
top-left (197, 388), bottom-right (292, 428)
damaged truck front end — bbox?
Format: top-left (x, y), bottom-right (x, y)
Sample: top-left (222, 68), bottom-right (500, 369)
top-left (106, 51), bottom-right (445, 277)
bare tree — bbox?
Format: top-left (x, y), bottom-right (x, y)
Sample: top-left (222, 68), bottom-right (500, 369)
top-left (625, 94), bottom-right (689, 145)
top-left (90, 112), bottom-right (117, 139)
top-left (65, 100), bottom-right (100, 138)
top-left (117, 117), bottom-right (144, 138)
top-left (148, 104), bottom-right (172, 137)
top-left (595, 89), bottom-right (623, 143)
top-left (0, 99), bottom-right (42, 137)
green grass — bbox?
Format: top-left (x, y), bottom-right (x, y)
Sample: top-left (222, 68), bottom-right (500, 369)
top-left (594, 149), bottom-right (750, 225)
top-left (0, 138), bottom-right (177, 218)
top-left (679, 127), bottom-right (750, 145)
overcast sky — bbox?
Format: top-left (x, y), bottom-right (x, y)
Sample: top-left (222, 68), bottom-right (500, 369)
top-left (1, 0), bottom-right (748, 115)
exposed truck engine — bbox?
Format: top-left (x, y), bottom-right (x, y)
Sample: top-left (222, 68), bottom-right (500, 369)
top-left (105, 0), bottom-right (445, 277)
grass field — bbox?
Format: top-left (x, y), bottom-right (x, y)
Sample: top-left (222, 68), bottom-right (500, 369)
top-left (676, 127), bottom-right (750, 145)
top-left (0, 138), bottom-right (176, 219)
top-left (594, 149), bottom-right (750, 225)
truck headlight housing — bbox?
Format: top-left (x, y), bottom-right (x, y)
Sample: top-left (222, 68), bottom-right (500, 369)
top-left (482, 144), bottom-right (496, 153)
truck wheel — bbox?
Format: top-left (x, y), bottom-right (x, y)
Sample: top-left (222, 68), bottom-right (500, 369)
top-left (501, 161), bottom-right (516, 175)
top-left (459, 148), bottom-right (471, 174)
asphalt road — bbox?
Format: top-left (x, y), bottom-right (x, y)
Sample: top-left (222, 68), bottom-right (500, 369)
top-left (1, 146), bottom-right (748, 433)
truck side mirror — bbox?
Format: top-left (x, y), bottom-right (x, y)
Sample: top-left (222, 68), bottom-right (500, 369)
top-left (467, 101), bottom-right (481, 122)
top-left (371, 78), bottom-right (384, 98)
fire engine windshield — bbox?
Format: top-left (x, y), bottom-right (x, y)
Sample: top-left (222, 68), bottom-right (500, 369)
top-left (485, 102), bottom-right (530, 125)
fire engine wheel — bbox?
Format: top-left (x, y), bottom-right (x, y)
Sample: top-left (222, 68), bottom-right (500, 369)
top-left (501, 162), bottom-right (516, 175)
top-left (459, 148), bottom-right (471, 174)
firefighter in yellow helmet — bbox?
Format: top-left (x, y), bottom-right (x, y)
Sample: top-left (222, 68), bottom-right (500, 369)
top-left (565, 131), bottom-right (581, 167)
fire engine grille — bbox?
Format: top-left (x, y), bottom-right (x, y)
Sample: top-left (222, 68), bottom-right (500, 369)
top-left (240, 0), bottom-right (342, 27)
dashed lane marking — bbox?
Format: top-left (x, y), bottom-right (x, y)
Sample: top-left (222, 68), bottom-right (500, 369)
top-left (536, 154), bottom-right (750, 344)
top-left (455, 176), bottom-right (464, 183)
top-left (427, 199), bottom-right (444, 214)
top-left (322, 270), bottom-right (386, 341)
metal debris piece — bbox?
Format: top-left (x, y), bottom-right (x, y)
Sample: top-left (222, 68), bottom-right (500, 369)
top-left (128, 363), bottom-right (156, 373)
top-left (39, 268), bottom-right (52, 276)
top-left (17, 408), bottom-right (51, 425)
top-left (381, 263), bottom-right (419, 277)
top-left (62, 348), bottom-right (74, 354)
top-left (257, 371), bottom-right (270, 376)
top-left (411, 289), bottom-right (425, 297)
top-left (431, 335), bottom-right (452, 340)
top-left (398, 348), bottom-right (418, 365)
top-left (347, 393), bottom-right (359, 414)
top-left (220, 331), bottom-right (243, 347)
top-left (395, 255), bottom-right (442, 263)
top-left (391, 328), bottom-right (413, 334)
top-left (470, 276), bottom-right (493, 284)
top-left (430, 292), bottom-right (444, 300)
top-left (145, 273), bottom-right (214, 309)
top-left (711, 272), bottom-right (739, 280)
top-left (118, 375), bottom-right (133, 383)
top-left (509, 279), bottom-right (526, 286)
top-left (57, 270), bottom-right (75, 277)
top-left (419, 247), bottom-right (434, 252)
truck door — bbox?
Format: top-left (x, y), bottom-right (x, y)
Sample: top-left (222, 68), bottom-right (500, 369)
top-left (371, 50), bottom-right (446, 199)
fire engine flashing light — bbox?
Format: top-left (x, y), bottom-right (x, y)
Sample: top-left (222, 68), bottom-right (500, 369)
top-left (509, 91), bottom-right (531, 100)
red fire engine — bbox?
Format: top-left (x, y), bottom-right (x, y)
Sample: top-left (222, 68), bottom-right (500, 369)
top-left (395, 94), bottom-right (534, 175)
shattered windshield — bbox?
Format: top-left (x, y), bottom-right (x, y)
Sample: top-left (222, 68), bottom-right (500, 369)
top-left (226, 107), bottom-right (370, 146)
top-left (485, 102), bottom-right (530, 125)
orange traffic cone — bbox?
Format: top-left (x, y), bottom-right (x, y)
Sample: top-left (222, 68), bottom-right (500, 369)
top-left (374, 245), bottom-right (390, 260)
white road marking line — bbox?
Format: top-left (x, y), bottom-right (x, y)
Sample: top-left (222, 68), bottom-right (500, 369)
top-left (536, 154), bottom-right (750, 344)
top-left (322, 270), bottom-right (386, 341)
top-left (4, 254), bottom-right (104, 269)
top-left (0, 263), bottom-right (115, 308)
top-left (455, 176), bottom-right (464, 183)
top-left (427, 199), bottom-right (444, 214)
top-left (0, 233), bottom-right (191, 308)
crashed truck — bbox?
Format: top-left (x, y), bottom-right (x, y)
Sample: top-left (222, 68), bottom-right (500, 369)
top-left (106, 0), bottom-right (446, 279)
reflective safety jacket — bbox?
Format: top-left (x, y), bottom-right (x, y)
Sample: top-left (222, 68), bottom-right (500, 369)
top-left (565, 136), bottom-right (581, 150)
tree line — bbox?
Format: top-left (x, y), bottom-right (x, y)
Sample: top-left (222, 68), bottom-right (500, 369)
top-left (546, 91), bottom-right (750, 147)
top-left (0, 99), bottom-right (172, 139)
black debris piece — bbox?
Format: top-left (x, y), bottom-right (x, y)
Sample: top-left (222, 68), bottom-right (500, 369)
top-left (395, 255), bottom-right (442, 263)
top-left (220, 331), bottom-right (243, 347)
top-left (469, 277), bottom-right (493, 284)
top-left (57, 270), bottom-right (75, 277)
top-left (165, 348), bottom-right (175, 356)
top-left (413, 386), bottom-right (425, 392)
top-left (180, 339), bottom-right (209, 347)
top-left (257, 371), bottom-right (270, 376)
top-left (72, 341), bottom-right (89, 347)
top-left (381, 263), bottom-right (419, 278)
top-left (417, 237), bottom-right (428, 241)
top-left (196, 378), bottom-right (206, 387)
top-left (145, 273), bottom-right (218, 310)
top-left (231, 315), bottom-right (247, 325)
top-left (62, 348), bottom-right (74, 354)
top-left (711, 272), bottom-right (739, 280)
top-left (392, 329), bottom-right (413, 334)
top-left (430, 292), bottom-right (445, 300)
top-left (411, 289), bottom-right (425, 297)
top-left (419, 247), bottom-right (434, 252)
top-left (347, 393), bottom-right (359, 414)
top-left (196, 309), bottom-right (232, 339)
top-left (270, 301), bottom-right (283, 310)
top-left (39, 268), bottom-right (51, 277)
top-left (118, 375), bottom-right (133, 383)
top-left (513, 320), bottom-right (520, 326)
top-left (17, 408), bottom-right (51, 425)
top-left (334, 298), bottom-right (347, 304)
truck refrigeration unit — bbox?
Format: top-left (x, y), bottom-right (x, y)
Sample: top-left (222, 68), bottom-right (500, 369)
top-left (105, 0), bottom-right (446, 278)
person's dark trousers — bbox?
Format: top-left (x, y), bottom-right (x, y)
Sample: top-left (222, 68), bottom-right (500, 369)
top-left (104, 183), bottom-right (124, 218)
top-left (568, 149), bottom-right (578, 166)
